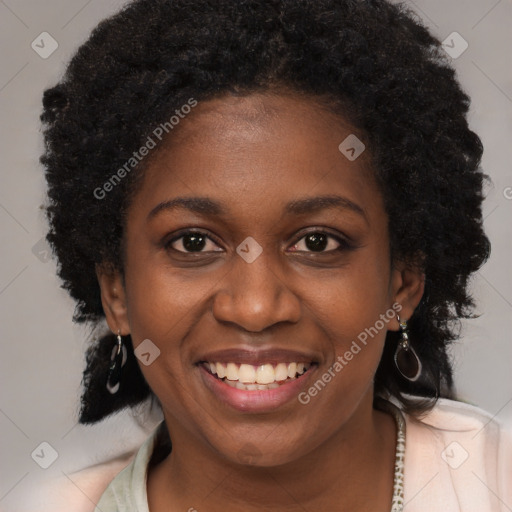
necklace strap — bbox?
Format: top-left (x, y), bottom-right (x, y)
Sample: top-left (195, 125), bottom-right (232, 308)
top-left (374, 397), bottom-right (406, 512)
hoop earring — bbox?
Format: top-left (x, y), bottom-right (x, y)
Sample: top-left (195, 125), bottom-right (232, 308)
top-left (394, 315), bottom-right (422, 382)
top-left (106, 331), bottom-right (128, 394)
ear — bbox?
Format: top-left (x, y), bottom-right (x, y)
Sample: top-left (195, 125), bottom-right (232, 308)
top-left (389, 260), bottom-right (425, 331)
top-left (96, 263), bottom-right (130, 335)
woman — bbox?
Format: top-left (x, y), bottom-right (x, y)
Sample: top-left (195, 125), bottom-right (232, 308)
top-left (40, 0), bottom-right (511, 510)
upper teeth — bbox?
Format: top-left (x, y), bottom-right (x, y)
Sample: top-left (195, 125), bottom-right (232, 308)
top-left (207, 362), bottom-right (311, 384)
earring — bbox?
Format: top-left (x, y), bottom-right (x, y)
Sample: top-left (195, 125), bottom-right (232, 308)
top-left (106, 331), bottom-right (128, 394)
top-left (394, 315), bottom-right (422, 382)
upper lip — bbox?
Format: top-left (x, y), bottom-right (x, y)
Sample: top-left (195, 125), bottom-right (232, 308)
top-left (196, 347), bottom-right (320, 366)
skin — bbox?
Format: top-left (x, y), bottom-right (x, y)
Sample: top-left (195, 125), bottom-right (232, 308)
top-left (97, 91), bottom-right (424, 511)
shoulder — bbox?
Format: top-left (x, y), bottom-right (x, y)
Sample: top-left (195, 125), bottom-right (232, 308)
top-left (406, 397), bottom-right (512, 457)
top-left (403, 397), bottom-right (512, 511)
top-left (22, 452), bottom-right (135, 512)
top-left (413, 397), bottom-right (508, 429)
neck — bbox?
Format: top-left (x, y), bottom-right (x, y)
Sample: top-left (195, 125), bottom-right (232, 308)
top-left (147, 391), bottom-right (397, 512)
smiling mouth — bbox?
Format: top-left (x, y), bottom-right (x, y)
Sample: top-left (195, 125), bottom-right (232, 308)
top-left (200, 361), bottom-right (315, 390)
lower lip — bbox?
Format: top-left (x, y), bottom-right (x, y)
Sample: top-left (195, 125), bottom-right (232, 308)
top-left (198, 364), bottom-right (317, 413)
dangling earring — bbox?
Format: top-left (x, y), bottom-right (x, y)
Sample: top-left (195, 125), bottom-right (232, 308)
top-left (394, 315), bottom-right (422, 382)
top-left (106, 330), bottom-right (128, 394)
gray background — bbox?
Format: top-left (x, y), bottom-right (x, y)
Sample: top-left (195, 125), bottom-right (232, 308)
top-left (1, 0), bottom-right (511, 509)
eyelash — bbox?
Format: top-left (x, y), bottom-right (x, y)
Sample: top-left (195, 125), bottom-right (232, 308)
top-left (165, 229), bottom-right (353, 255)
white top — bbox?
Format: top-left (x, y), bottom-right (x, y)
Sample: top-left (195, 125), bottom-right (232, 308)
top-left (31, 398), bottom-right (512, 512)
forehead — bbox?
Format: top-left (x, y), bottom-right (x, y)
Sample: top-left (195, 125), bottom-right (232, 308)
top-left (163, 92), bottom-right (360, 152)
top-left (128, 92), bottom-right (382, 224)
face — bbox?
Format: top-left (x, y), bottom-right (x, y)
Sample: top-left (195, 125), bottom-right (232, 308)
top-left (99, 92), bottom-right (423, 467)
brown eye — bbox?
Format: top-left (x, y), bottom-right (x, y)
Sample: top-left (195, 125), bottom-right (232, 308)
top-left (166, 231), bottom-right (222, 253)
top-left (289, 231), bottom-right (349, 253)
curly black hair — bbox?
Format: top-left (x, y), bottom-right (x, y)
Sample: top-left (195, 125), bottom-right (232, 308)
top-left (41, 0), bottom-right (490, 426)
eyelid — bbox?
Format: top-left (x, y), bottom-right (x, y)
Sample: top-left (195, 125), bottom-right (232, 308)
top-left (165, 228), bottom-right (352, 254)
top-left (290, 227), bottom-right (352, 244)
top-left (165, 228), bottom-right (223, 252)
top-left (288, 229), bottom-right (352, 253)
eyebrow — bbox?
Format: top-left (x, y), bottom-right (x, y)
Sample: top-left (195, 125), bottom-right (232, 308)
top-left (148, 194), bottom-right (367, 223)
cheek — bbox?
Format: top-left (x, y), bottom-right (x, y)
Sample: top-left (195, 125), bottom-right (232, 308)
top-left (121, 258), bottom-right (226, 392)
top-left (121, 266), bottom-right (203, 417)
top-left (311, 246), bottom-right (392, 334)
top-left (306, 246), bottom-right (393, 383)
top-left (300, 287), bottom-right (392, 430)
top-left (124, 260), bottom-right (212, 339)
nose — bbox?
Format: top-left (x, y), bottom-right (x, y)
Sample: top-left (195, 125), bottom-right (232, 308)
top-left (212, 254), bottom-right (301, 333)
